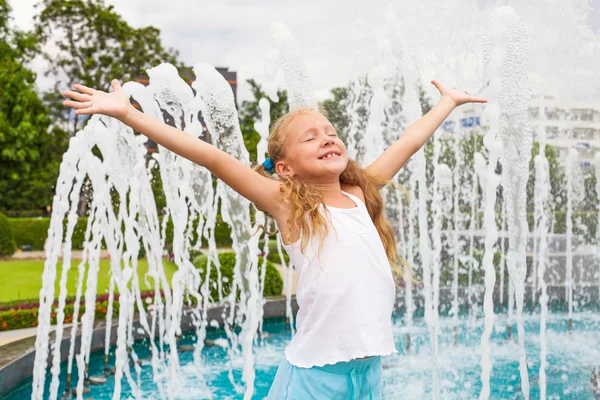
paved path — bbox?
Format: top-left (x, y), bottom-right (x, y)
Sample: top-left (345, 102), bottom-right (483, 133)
top-left (0, 324), bottom-right (72, 347)
top-left (11, 250), bottom-right (109, 260)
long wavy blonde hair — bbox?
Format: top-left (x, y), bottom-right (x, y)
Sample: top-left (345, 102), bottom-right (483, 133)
top-left (254, 109), bottom-right (409, 279)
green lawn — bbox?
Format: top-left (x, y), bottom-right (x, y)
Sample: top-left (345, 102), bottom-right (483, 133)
top-left (0, 259), bottom-right (179, 304)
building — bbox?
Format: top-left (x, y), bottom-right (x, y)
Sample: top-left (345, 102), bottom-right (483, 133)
top-left (529, 95), bottom-right (600, 168)
top-left (441, 95), bottom-right (600, 169)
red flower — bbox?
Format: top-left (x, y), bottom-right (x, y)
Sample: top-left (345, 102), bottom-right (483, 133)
top-left (31, 322), bottom-right (35, 326)
top-left (1, 321), bottom-right (7, 329)
top-left (102, 308), bottom-right (106, 313)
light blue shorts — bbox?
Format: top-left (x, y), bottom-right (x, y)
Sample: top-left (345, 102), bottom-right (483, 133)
top-left (267, 355), bottom-right (383, 400)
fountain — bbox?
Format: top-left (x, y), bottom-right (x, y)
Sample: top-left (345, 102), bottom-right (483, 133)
top-left (1, 2), bottom-right (600, 400)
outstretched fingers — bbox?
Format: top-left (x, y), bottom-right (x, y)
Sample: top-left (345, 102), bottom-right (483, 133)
top-left (470, 96), bottom-right (488, 103)
top-left (63, 100), bottom-right (91, 109)
top-left (62, 90), bottom-right (91, 102)
top-left (110, 79), bottom-right (122, 92)
top-left (73, 84), bottom-right (96, 95)
top-left (74, 106), bottom-right (99, 115)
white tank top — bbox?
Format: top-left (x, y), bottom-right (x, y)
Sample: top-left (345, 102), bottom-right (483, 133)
top-left (282, 191), bottom-right (397, 368)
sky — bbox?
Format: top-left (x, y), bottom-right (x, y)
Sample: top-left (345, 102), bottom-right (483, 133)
top-left (9, 0), bottom-right (600, 104)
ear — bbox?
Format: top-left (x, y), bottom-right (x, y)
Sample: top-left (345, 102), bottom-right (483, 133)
top-left (275, 160), bottom-right (294, 178)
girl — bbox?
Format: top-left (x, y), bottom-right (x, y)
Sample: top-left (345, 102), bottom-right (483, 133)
top-left (63, 79), bottom-right (486, 399)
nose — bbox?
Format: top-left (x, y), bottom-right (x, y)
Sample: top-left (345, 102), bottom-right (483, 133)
top-left (323, 137), bottom-right (335, 146)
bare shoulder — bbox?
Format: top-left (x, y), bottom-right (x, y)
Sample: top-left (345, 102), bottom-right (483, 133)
top-left (341, 184), bottom-right (366, 203)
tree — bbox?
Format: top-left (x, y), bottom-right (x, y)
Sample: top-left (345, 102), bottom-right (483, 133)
top-left (34, 0), bottom-right (183, 215)
top-left (238, 79), bottom-right (289, 163)
top-left (35, 0), bottom-right (182, 136)
top-left (419, 85), bottom-right (433, 114)
top-left (320, 87), bottom-right (350, 140)
top-left (527, 141), bottom-right (565, 219)
top-left (0, 0), bottom-right (66, 211)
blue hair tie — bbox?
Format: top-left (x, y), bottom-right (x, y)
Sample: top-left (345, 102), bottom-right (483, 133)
top-left (262, 158), bottom-right (275, 173)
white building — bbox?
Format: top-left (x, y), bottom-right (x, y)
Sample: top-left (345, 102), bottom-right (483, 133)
top-left (529, 95), bottom-right (600, 168)
top-left (441, 95), bottom-right (600, 168)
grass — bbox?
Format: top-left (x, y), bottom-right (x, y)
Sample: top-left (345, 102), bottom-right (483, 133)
top-left (0, 259), bottom-right (179, 304)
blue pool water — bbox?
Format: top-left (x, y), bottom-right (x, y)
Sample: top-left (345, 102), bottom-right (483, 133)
top-left (4, 311), bottom-right (600, 399)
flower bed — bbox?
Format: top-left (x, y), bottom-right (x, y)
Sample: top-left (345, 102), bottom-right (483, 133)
top-left (0, 291), bottom-right (157, 331)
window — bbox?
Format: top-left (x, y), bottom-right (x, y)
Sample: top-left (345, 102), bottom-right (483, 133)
top-left (545, 109), bottom-right (559, 120)
top-left (529, 107), bottom-right (540, 119)
top-left (573, 128), bottom-right (595, 140)
top-left (546, 126), bottom-right (559, 138)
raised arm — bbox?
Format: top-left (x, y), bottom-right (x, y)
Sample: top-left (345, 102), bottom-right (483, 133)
top-left (63, 80), bottom-right (283, 217)
top-left (365, 80), bottom-right (487, 183)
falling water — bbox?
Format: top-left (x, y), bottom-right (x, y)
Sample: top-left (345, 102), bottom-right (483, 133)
top-left (484, 6), bottom-right (533, 399)
top-left (451, 130), bottom-right (462, 330)
top-left (467, 147), bottom-right (478, 320)
top-left (429, 128), bottom-right (443, 394)
top-left (533, 98), bottom-right (551, 399)
top-left (566, 147), bottom-right (575, 327)
top-left (480, 6), bottom-right (532, 399)
top-left (254, 96), bottom-right (271, 336)
top-left (479, 16), bottom-right (503, 400)
top-left (596, 152), bottom-right (600, 291)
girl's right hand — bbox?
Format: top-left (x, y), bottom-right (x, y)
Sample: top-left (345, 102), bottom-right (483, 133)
top-left (63, 79), bottom-right (132, 121)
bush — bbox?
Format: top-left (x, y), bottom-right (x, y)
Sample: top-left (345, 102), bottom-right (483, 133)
top-left (9, 217), bottom-right (88, 250)
top-left (193, 252), bottom-right (283, 302)
top-left (9, 215), bottom-right (234, 252)
top-left (0, 213), bottom-right (16, 256)
top-left (257, 239), bottom-right (290, 265)
top-left (266, 251), bottom-right (290, 265)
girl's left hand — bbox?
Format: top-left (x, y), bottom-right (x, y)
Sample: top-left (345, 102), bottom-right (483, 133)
top-left (431, 80), bottom-right (487, 106)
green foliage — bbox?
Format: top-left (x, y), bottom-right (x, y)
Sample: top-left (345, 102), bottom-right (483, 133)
top-left (0, 213), bottom-right (16, 256)
top-left (320, 87), bottom-right (350, 140)
top-left (0, 2), bottom-right (65, 211)
top-left (9, 215), bottom-right (233, 251)
top-left (265, 251), bottom-right (290, 265)
top-left (35, 0), bottom-right (182, 135)
top-left (238, 79), bottom-right (289, 163)
top-left (193, 252), bottom-right (283, 302)
top-left (260, 256), bottom-right (285, 299)
top-left (9, 218), bottom-right (49, 250)
top-left (163, 215), bottom-right (232, 249)
top-left (419, 86), bottom-right (433, 115)
top-left (527, 141), bottom-right (566, 219)
top-left (9, 217), bottom-right (87, 250)
top-left (258, 239), bottom-right (290, 264)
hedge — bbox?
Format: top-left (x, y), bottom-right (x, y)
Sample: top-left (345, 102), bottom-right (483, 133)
top-left (8, 215), bottom-right (233, 251)
top-left (0, 213), bottom-right (16, 256)
top-left (193, 252), bottom-right (283, 302)
top-left (258, 239), bottom-right (290, 265)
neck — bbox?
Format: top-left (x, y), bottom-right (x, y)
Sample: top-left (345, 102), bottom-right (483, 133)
top-left (312, 180), bottom-right (342, 198)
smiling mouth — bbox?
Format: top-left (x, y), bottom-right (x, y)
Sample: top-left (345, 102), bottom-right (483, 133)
top-left (319, 152), bottom-right (341, 160)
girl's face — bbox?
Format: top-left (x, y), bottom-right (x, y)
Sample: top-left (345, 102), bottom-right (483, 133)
top-left (276, 112), bottom-right (348, 182)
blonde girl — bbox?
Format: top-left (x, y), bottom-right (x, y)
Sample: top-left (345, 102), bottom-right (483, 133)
top-left (63, 78), bottom-right (485, 399)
